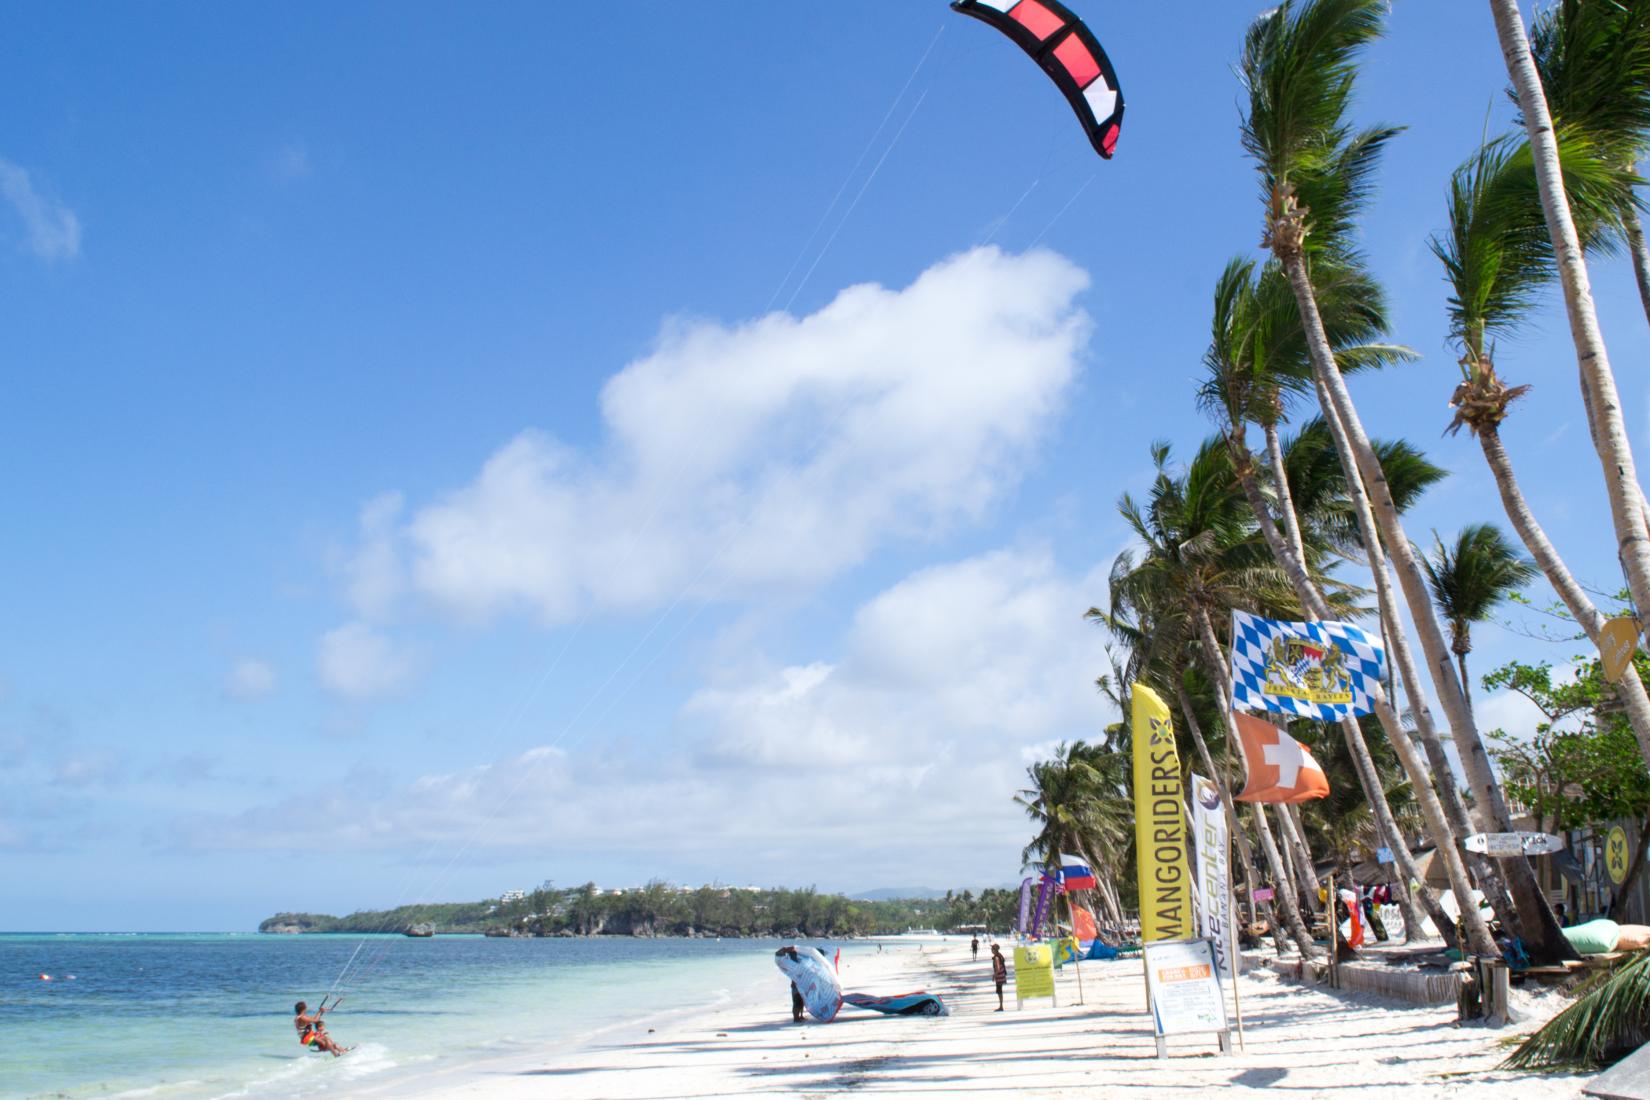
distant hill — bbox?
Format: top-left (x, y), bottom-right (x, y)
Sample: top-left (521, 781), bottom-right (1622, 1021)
top-left (850, 888), bottom-right (948, 901)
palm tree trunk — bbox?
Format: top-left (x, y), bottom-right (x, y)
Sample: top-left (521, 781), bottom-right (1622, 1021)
top-left (1281, 252), bottom-right (1570, 962)
top-left (1624, 205), bottom-right (1650, 335)
top-left (1334, 714), bottom-right (1437, 944)
top-left (1265, 421), bottom-right (1311, 566)
top-left (1224, 434), bottom-right (1479, 948)
top-left (1174, 680), bottom-right (1268, 942)
top-left (1490, 0), bottom-right (1650, 643)
top-left (1480, 426), bottom-right (1650, 771)
top-left (1192, 607), bottom-right (1320, 957)
top-left (1277, 798), bottom-right (1324, 914)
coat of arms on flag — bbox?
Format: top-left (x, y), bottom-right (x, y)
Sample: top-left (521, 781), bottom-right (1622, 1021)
top-left (1233, 711), bottom-right (1330, 804)
top-left (1230, 609), bottom-right (1385, 721)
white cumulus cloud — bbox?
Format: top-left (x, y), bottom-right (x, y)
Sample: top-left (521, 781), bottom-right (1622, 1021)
top-left (0, 158), bottom-right (80, 260)
top-left (192, 548), bottom-right (1114, 887)
top-left (342, 246), bottom-right (1090, 628)
top-left (317, 623), bottom-right (413, 701)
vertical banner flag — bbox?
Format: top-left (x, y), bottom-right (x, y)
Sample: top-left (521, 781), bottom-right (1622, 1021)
top-left (1190, 774), bottom-right (1234, 977)
top-left (1232, 712), bottom-right (1331, 803)
top-left (1017, 877), bottom-right (1033, 936)
top-left (1131, 683), bottom-right (1191, 943)
top-left (1031, 874), bottom-right (1055, 937)
top-left (1230, 609), bottom-right (1386, 721)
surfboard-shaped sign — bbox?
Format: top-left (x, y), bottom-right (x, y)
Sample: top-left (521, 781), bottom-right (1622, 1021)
top-left (1600, 617), bottom-right (1643, 684)
top-left (1463, 831), bottom-right (1565, 857)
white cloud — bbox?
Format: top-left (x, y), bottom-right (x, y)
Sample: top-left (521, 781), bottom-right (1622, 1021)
top-left (191, 548), bottom-right (1115, 886)
top-left (225, 658), bottom-right (277, 701)
top-left (0, 158), bottom-right (80, 260)
top-left (340, 492), bottom-right (406, 619)
top-left (344, 247), bottom-right (1089, 627)
top-left (317, 623), bottom-right (413, 701)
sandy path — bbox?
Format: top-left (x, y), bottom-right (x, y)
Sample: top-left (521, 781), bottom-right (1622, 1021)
top-left (388, 942), bottom-right (1594, 1099)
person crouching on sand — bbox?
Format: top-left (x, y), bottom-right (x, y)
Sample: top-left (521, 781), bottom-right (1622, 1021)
top-left (791, 981), bottom-right (805, 1023)
top-left (990, 944), bottom-right (1007, 1011)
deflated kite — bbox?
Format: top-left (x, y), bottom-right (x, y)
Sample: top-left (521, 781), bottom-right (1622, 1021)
top-left (951, 0), bottom-right (1125, 159)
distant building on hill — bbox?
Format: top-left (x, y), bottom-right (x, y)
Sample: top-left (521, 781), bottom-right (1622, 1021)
top-left (500, 890), bottom-right (527, 904)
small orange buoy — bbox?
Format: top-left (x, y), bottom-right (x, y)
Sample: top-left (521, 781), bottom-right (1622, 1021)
top-left (39, 974), bottom-right (51, 981)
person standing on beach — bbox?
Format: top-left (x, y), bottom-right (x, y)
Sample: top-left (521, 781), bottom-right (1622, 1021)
top-left (970, 935), bottom-right (979, 961)
top-left (989, 944), bottom-right (1007, 1011)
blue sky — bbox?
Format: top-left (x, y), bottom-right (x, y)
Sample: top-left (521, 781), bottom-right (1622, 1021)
top-left (2, 2), bottom-right (1645, 932)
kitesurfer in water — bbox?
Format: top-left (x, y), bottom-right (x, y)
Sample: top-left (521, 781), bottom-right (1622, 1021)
top-left (990, 944), bottom-right (1007, 1011)
top-left (294, 1000), bottom-right (351, 1056)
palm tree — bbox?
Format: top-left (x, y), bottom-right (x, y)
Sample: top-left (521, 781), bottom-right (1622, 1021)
top-left (1423, 525), bottom-right (1539, 714)
top-left (1528, 0), bottom-right (1650, 327)
top-left (1198, 263), bottom-right (1488, 950)
top-left (1015, 741), bottom-right (1131, 926)
top-left (1434, 130), bottom-right (1650, 777)
top-left (1106, 438), bottom-right (1322, 956)
top-left (1242, 0), bottom-right (1569, 961)
top-left (1490, 0), bottom-right (1650, 668)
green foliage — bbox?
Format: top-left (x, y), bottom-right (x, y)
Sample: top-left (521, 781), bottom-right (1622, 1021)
top-left (259, 883), bottom-right (1019, 937)
top-left (1485, 653), bottom-right (1650, 829)
top-left (1422, 524), bottom-right (1538, 659)
top-left (1504, 950), bottom-right (1650, 1069)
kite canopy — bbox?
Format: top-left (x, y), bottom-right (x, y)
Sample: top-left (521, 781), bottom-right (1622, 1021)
top-left (950, 0), bottom-right (1125, 159)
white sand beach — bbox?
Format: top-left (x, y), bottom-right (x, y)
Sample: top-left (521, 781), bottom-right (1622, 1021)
top-left (359, 942), bottom-right (1595, 1099)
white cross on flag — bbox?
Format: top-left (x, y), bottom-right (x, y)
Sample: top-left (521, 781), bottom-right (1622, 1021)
top-left (1233, 711), bottom-right (1330, 804)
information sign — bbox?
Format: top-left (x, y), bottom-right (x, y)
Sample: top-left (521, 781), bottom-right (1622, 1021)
top-left (1013, 944), bottom-right (1056, 1007)
top-left (1462, 831), bottom-right (1565, 857)
top-left (1143, 939), bottom-right (1230, 1057)
top-left (1376, 846), bottom-right (1394, 864)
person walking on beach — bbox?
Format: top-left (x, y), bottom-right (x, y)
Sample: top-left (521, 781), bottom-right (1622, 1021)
top-left (989, 943), bottom-right (1007, 1012)
top-left (790, 981), bottom-right (805, 1023)
top-left (970, 934), bottom-right (979, 961)
top-left (293, 1000), bottom-right (351, 1056)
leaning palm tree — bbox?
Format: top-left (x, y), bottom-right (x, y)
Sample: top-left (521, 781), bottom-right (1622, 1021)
top-left (1198, 262), bottom-right (1489, 950)
top-left (1107, 438), bottom-right (1321, 956)
top-left (1490, 0), bottom-right (1650, 663)
top-left (1433, 133), bottom-right (1650, 774)
top-left (1423, 525), bottom-right (1538, 715)
top-left (1242, 0), bottom-right (1569, 961)
top-left (1528, 0), bottom-right (1650, 327)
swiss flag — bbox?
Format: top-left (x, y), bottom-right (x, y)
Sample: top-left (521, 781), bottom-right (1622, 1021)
top-left (1234, 712), bottom-right (1330, 803)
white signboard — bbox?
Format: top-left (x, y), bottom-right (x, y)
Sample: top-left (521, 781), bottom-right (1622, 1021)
top-left (1144, 939), bottom-right (1229, 1049)
top-left (1190, 775), bottom-right (1235, 978)
top-left (1463, 831), bottom-right (1565, 857)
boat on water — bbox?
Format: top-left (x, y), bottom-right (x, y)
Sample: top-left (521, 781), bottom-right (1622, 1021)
top-left (404, 923), bottom-right (435, 938)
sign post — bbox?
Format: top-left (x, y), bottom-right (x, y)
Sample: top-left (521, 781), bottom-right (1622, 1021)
top-left (1012, 944), bottom-right (1057, 1009)
top-left (1143, 939), bottom-right (1231, 1058)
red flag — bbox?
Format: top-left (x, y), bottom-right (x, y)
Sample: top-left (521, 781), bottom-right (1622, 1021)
top-left (1233, 712), bottom-right (1330, 803)
top-left (1072, 905), bottom-right (1098, 942)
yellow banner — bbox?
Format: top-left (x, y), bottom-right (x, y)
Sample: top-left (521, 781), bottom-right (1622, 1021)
top-left (1132, 683), bottom-right (1192, 943)
top-left (1013, 945), bottom-right (1055, 1001)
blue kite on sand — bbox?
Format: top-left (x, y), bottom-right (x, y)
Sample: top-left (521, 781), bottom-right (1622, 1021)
top-left (773, 946), bottom-right (948, 1022)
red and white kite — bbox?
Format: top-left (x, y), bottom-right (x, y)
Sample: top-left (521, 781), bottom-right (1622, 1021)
top-left (1233, 711), bottom-right (1329, 804)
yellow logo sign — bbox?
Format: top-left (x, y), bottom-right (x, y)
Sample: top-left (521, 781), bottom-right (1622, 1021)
top-left (1263, 636), bottom-right (1352, 705)
top-left (1607, 826), bottom-right (1631, 886)
top-left (1600, 618), bottom-right (1643, 684)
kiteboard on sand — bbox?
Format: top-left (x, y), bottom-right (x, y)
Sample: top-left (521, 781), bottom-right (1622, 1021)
top-left (773, 946), bottom-right (949, 1022)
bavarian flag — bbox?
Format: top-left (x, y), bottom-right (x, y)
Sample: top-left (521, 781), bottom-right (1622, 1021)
top-left (1230, 609), bottom-right (1385, 721)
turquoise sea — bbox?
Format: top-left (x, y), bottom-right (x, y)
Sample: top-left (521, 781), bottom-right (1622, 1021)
top-left (2, 932), bottom-right (846, 1100)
